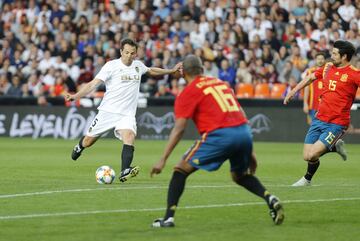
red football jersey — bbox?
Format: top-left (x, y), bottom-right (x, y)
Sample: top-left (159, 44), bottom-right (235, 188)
top-left (306, 66), bottom-right (324, 111)
top-left (175, 76), bottom-right (248, 134)
top-left (314, 63), bottom-right (360, 126)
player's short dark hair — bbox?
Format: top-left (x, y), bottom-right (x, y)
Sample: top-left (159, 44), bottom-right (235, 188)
top-left (315, 51), bottom-right (326, 58)
top-left (120, 38), bottom-right (138, 51)
top-left (183, 55), bottom-right (203, 76)
top-left (333, 40), bottom-right (356, 61)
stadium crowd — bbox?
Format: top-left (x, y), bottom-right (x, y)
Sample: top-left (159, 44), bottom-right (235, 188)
top-left (0, 0), bottom-right (360, 104)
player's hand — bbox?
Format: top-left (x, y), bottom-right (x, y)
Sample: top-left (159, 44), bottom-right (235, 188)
top-left (248, 152), bottom-right (258, 175)
top-left (283, 92), bottom-right (293, 105)
top-left (63, 92), bottom-right (76, 101)
top-left (150, 158), bottom-right (166, 177)
top-left (173, 62), bottom-right (183, 74)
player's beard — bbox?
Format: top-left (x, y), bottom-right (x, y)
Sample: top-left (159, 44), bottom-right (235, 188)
top-left (331, 59), bottom-right (341, 67)
top-left (333, 60), bottom-right (341, 67)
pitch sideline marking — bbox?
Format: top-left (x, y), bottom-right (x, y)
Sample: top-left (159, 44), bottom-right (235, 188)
top-left (0, 197), bottom-right (359, 220)
top-left (1, 183), bottom-right (357, 199)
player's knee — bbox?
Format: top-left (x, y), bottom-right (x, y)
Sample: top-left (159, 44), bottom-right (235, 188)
top-left (174, 161), bottom-right (196, 175)
top-left (303, 152), bottom-right (318, 162)
top-left (173, 167), bottom-right (190, 176)
top-left (119, 131), bottom-right (135, 145)
top-left (303, 154), bottom-right (311, 162)
top-left (231, 171), bottom-right (247, 185)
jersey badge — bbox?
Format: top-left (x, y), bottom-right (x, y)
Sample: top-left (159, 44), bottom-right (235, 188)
top-left (340, 74), bottom-right (348, 82)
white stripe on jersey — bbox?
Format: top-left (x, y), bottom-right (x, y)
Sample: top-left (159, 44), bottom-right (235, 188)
top-left (95, 58), bottom-right (150, 115)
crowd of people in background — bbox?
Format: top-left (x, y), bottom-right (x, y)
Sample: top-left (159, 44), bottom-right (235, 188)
top-left (0, 0), bottom-right (360, 105)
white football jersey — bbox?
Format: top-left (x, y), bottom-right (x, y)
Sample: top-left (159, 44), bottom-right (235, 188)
top-left (95, 58), bottom-right (150, 115)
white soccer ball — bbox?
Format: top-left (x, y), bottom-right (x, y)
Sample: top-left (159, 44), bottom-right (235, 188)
top-left (95, 166), bottom-right (116, 184)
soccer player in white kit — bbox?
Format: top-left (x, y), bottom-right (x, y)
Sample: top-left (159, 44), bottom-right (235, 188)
top-left (65, 38), bottom-right (182, 182)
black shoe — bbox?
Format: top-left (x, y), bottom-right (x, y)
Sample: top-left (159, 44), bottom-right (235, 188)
top-left (119, 166), bottom-right (140, 182)
top-left (71, 144), bottom-right (83, 161)
top-left (152, 217), bottom-right (175, 228)
top-left (268, 195), bottom-right (284, 225)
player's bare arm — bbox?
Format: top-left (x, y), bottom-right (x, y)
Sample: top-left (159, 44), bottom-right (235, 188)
top-left (150, 118), bottom-right (188, 177)
top-left (283, 73), bottom-right (316, 105)
top-left (64, 78), bottom-right (102, 101)
top-left (303, 86), bottom-right (310, 114)
top-left (147, 62), bottom-right (182, 76)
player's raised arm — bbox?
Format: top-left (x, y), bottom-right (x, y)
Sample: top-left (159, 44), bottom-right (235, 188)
top-left (64, 78), bottom-right (103, 101)
top-left (147, 62), bottom-right (182, 76)
top-left (283, 73), bottom-right (316, 105)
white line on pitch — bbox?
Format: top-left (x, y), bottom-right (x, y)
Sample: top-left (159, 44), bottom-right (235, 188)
top-left (0, 197), bottom-right (359, 220)
top-left (0, 183), bottom-right (357, 199)
top-left (0, 185), bottom-right (231, 199)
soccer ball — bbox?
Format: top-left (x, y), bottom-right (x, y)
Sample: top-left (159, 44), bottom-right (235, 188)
top-left (95, 166), bottom-right (116, 184)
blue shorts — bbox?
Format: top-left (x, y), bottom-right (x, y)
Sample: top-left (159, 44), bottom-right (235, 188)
top-left (304, 118), bottom-right (345, 150)
top-left (183, 124), bottom-right (253, 173)
top-left (308, 109), bottom-right (317, 122)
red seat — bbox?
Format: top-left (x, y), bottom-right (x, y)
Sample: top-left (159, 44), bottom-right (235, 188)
top-left (270, 83), bottom-right (287, 99)
top-left (254, 83), bottom-right (270, 98)
top-left (236, 83), bottom-right (254, 98)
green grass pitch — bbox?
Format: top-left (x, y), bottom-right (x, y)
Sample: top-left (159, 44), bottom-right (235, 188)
top-left (0, 137), bottom-right (359, 241)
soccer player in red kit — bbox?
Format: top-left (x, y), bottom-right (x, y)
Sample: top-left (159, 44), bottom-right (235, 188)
top-left (303, 52), bottom-right (326, 123)
top-left (150, 55), bottom-right (284, 227)
top-left (284, 40), bottom-right (359, 186)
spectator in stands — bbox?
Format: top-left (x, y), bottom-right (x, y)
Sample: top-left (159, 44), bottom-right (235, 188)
top-left (0, 58), bottom-right (16, 79)
top-left (7, 74), bottom-right (23, 97)
top-left (278, 61), bottom-right (301, 84)
top-left (296, 29), bottom-right (311, 58)
top-left (181, 0), bottom-right (201, 22)
top-left (337, 0), bottom-right (356, 30)
top-left (265, 64), bottom-right (279, 85)
top-left (310, 20), bottom-right (329, 42)
top-left (236, 8), bottom-right (254, 33)
top-left (0, 74), bottom-right (12, 95)
top-left (236, 60), bottom-right (252, 84)
top-left (154, 1), bottom-right (170, 21)
top-left (203, 60), bottom-right (219, 78)
top-left (169, 78), bottom-right (180, 96)
top-left (219, 59), bottom-right (236, 88)
top-left (155, 83), bottom-right (173, 97)
top-left (38, 50), bottom-right (55, 74)
top-left (170, 1), bottom-right (183, 22)
top-left (283, 76), bottom-right (300, 99)
top-left (77, 57), bottom-right (94, 86)
top-left (205, 0), bottom-right (223, 22)
top-left (189, 24), bottom-right (205, 49)
top-left (1, 0), bottom-right (359, 105)
top-left (249, 17), bottom-right (266, 42)
top-left (119, 3), bottom-right (136, 23)
top-left (141, 78), bottom-right (158, 97)
top-left (50, 76), bottom-right (66, 97)
top-left (286, 45), bottom-right (308, 73)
